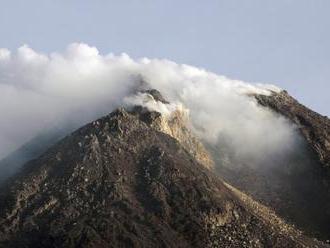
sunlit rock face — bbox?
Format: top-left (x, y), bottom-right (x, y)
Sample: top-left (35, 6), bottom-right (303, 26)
top-left (125, 89), bottom-right (214, 170)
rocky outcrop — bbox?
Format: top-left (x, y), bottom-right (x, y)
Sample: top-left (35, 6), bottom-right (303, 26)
top-left (129, 89), bottom-right (214, 169)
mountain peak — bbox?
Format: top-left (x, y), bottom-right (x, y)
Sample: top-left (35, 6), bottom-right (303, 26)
top-left (0, 94), bottom-right (325, 247)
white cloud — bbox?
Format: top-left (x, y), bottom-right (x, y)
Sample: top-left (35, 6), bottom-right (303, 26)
top-left (0, 48), bottom-right (11, 60)
top-left (0, 43), bottom-right (294, 169)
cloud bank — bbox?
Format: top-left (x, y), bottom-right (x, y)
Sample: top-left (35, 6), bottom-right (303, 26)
top-left (0, 43), bottom-right (297, 167)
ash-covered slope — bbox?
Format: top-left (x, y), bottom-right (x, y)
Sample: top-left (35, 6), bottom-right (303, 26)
top-left (212, 90), bottom-right (330, 241)
top-left (256, 90), bottom-right (330, 168)
top-left (255, 91), bottom-right (330, 238)
top-left (0, 91), bottom-right (324, 248)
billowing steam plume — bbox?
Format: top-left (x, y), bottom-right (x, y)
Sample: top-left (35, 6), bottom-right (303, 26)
top-left (0, 43), bottom-right (297, 167)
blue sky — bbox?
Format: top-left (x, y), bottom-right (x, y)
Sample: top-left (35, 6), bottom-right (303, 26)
top-left (1, 0), bottom-right (329, 115)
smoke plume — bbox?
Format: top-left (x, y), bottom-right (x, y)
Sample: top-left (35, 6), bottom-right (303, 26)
top-left (0, 43), bottom-right (297, 167)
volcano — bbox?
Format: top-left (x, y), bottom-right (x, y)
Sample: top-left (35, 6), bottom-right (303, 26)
top-left (0, 89), bottom-right (329, 248)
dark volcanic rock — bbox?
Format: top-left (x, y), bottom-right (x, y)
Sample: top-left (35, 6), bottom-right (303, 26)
top-left (0, 106), bottom-right (325, 247)
top-left (141, 89), bottom-right (170, 104)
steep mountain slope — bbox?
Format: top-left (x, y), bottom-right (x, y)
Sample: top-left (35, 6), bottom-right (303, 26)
top-left (256, 91), bottom-right (330, 238)
top-left (0, 128), bottom-right (67, 184)
top-left (211, 90), bottom-right (330, 241)
top-left (0, 91), bottom-right (325, 247)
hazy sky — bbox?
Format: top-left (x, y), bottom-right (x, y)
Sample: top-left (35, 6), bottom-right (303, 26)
top-left (0, 0), bottom-right (329, 115)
